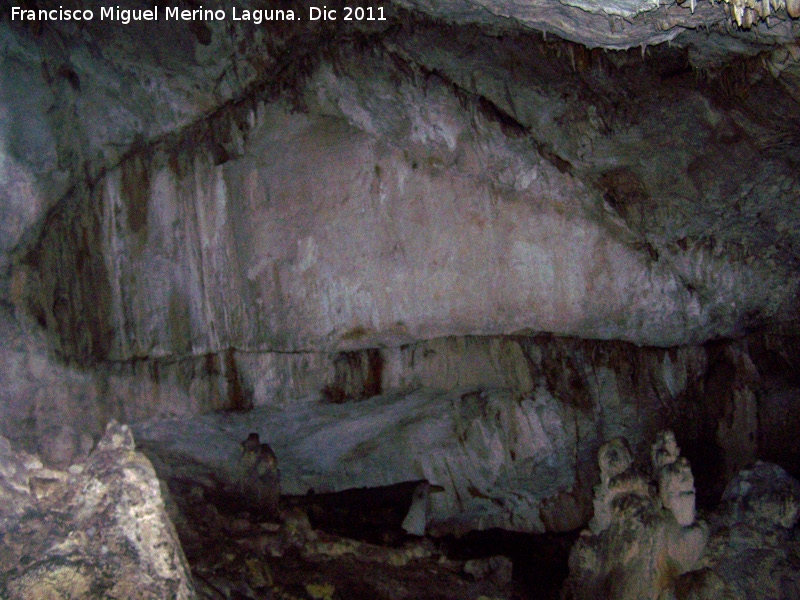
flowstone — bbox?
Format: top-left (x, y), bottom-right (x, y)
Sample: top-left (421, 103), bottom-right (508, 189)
top-left (564, 431), bottom-right (800, 600)
top-left (653, 431), bottom-right (699, 528)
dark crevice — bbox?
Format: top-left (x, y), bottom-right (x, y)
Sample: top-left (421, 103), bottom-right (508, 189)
top-left (224, 347), bottom-right (252, 412)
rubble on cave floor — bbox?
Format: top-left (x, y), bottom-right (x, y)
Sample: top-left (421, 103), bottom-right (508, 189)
top-left (166, 448), bottom-right (574, 600)
top-left (175, 488), bottom-right (571, 600)
top-left (182, 498), bottom-right (525, 600)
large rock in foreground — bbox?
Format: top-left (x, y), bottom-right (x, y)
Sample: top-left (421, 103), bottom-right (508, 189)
top-left (0, 421), bottom-right (195, 600)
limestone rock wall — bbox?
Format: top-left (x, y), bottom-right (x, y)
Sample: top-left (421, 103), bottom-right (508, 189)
top-left (21, 46), bottom-right (800, 364)
top-left (3, 9), bottom-right (800, 546)
top-left (0, 249), bottom-right (794, 542)
top-left (129, 336), bottom-right (729, 535)
top-left (1, 280), bottom-right (790, 534)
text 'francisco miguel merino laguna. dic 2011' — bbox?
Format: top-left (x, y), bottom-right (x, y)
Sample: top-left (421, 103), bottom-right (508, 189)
top-left (10, 5), bottom-right (388, 24)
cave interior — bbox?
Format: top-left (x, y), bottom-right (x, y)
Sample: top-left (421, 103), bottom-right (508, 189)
top-left (2, 0), bottom-right (800, 598)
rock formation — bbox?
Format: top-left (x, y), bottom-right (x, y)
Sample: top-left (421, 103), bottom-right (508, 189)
top-left (236, 432), bottom-right (281, 518)
top-left (401, 480), bottom-right (445, 536)
top-left (565, 434), bottom-right (800, 600)
top-left (674, 461), bottom-right (800, 599)
top-left (564, 432), bottom-right (708, 600)
top-left (0, 421), bottom-right (195, 600)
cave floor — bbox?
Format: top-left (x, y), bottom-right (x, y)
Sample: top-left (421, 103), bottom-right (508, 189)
top-left (172, 480), bottom-right (576, 600)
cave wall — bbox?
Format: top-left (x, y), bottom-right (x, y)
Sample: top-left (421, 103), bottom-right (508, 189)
top-left (1, 298), bottom-right (797, 533)
top-left (3, 9), bottom-right (800, 538)
top-left (22, 46), bottom-right (800, 366)
top-left (131, 331), bottom-right (794, 533)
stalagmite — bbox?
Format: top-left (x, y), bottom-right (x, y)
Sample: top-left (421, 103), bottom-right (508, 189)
top-left (564, 432), bottom-right (708, 600)
top-left (401, 481), bottom-right (445, 536)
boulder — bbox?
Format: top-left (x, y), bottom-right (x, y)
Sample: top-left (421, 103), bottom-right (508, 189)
top-left (0, 421), bottom-right (195, 600)
top-left (677, 462), bottom-right (800, 600)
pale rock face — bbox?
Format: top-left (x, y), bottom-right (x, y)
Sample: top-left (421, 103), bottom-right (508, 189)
top-left (29, 48), bottom-right (800, 364)
top-left (2, 1), bottom-right (800, 364)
